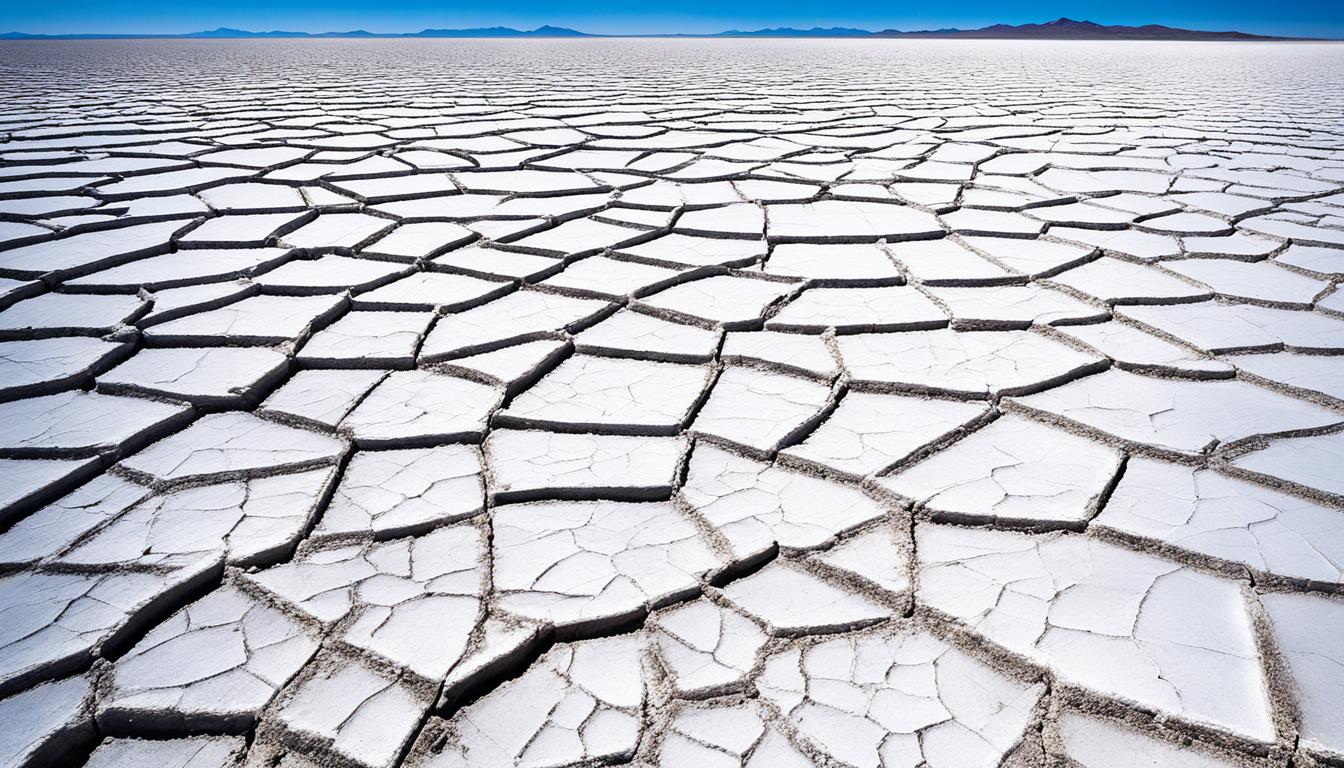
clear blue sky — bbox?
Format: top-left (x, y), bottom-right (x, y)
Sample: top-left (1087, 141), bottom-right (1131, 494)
top-left (5, 0), bottom-right (1342, 38)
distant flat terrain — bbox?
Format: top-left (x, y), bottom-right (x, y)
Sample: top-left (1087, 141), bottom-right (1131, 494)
top-left (1, 17), bottom-right (1318, 39)
top-left (0, 38), bottom-right (1342, 768)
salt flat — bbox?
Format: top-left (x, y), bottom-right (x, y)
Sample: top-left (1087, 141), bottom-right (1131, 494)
top-left (0, 37), bottom-right (1342, 768)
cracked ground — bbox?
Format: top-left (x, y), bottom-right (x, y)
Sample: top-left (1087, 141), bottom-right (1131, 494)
top-left (0, 36), bottom-right (1343, 768)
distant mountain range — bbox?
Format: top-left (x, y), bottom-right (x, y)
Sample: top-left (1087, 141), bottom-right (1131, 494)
top-left (870, 18), bottom-right (1288, 40)
top-left (0, 25), bottom-right (590, 40)
top-left (0, 18), bottom-right (1322, 41)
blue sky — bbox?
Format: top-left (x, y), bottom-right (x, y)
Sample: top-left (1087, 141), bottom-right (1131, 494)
top-left (5, 0), bottom-right (1343, 38)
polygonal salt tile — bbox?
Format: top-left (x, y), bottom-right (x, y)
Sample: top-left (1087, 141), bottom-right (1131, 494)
top-left (331, 174), bottom-right (458, 204)
top-left (422, 635), bottom-right (645, 767)
top-left (541, 255), bottom-right (689, 300)
top-left (315, 445), bottom-right (483, 540)
top-left (674, 203), bottom-right (765, 238)
top-left (1025, 201), bottom-right (1139, 227)
top-left (721, 330), bottom-right (837, 379)
top-left (1227, 351), bottom-right (1344, 401)
top-left (0, 277), bottom-right (42, 312)
top-left (573, 309), bottom-right (720, 363)
top-left (507, 218), bottom-right (650, 258)
top-left (721, 561), bottom-right (890, 636)
top-left (1276, 244), bottom-right (1344, 276)
top-left (1007, 369), bottom-right (1341, 456)
top-left (838, 328), bottom-right (1103, 397)
top-left (1053, 321), bottom-right (1232, 377)
top-left (1096, 457), bottom-right (1344, 586)
top-left (812, 524), bottom-right (911, 596)
top-left (437, 338), bottom-right (570, 393)
top-left (880, 415), bottom-right (1122, 528)
top-left (917, 524), bottom-right (1274, 742)
top-left (83, 736), bottom-right (246, 768)
top-left (1230, 431), bottom-right (1344, 500)
top-left (296, 310), bottom-right (434, 368)
top-left (138, 281), bottom-right (257, 328)
top-left (179, 213), bottom-right (304, 247)
top-left (1118, 302), bottom-right (1344, 354)
top-left (690, 366), bottom-right (831, 455)
top-left (429, 243), bottom-right (561, 281)
top-left (762, 242), bottom-right (904, 285)
top-left (1172, 191), bottom-right (1270, 218)
top-left (257, 368), bottom-right (385, 429)
top-left (1260, 592), bottom-right (1344, 760)
top-left (639, 274), bottom-right (795, 329)
top-left (757, 629), bottom-right (1043, 768)
top-left (254, 254), bottom-right (408, 295)
top-left (1050, 227), bottom-right (1181, 261)
top-left (0, 568), bottom-right (209, 697)
top-left (199, 181), bottom-right (306, 211)
top-left (0, 674), bottom-right (94, 768)
top-left (766, 200), bottom-right (941, 242)
top-left (273, 654), bottom-right (431, 768)
top-left (0, 292), bottom-right (146, 338)
top-left (486, 429), bottom-right (684, 503)
top-left (941, 208), bottom-right (1044, 237)
top-left (1138, 211), bottom-right (1232, 236)
top-left (1049, 256), bottom-right (1210, 304)
top-left (418, 290), bottom-right (609, 361)
top-left (0, 220), bottom-right (189, 280)
top-left (0, 337), bottom-right (132, 400)
top-left (656, 701), bottom-right (811, 768)
top-left (766, 285), bottom-right (947, 333)
top-left (1053, 711), bottom-right (1243, 768)
top-left (651, 599), bottom-right (768, 697)
top-left (0, 474), bottom-right (148, 567)
top-left (277, 212), bottom-right (394, 250)
top-left (887, 238), bottom-right (1014, 285)
top-left (498, 355), bottom-right (710, 436)
top-left (1164, 258), bottom-right (1330, 307)
top-left (58, 468), bottom-right (335, 570)
top-left (99, 586), bottom-right (319, 733)
top-left (617, 232), bottom-right (765, 268)
top-left (143, 294), bottom-right (346, 347)
top-left (433, 615), bottom-right (544, 709)
top-left (249, 526), bottom-right (485, 679)
top-left (961, 235), bottom-right (1092, 277)
top-left (681, 444), bottom-right (885, 562)
top-left (351, 271), bottom-right (510, 312)
top-left (362, 222), bottom-right (476, 261)
top-left (781, 392), bottom-right (988, 478)
top-left (492, 500), bottom-right (721, 631)
top-left (453, 168), bottom-right (604, 195)
top-left (1183, 233), bottom-right (1280, 259)
top-left (120, 412), bottom-right (345, 486)
top-left (927, 284), bottom-right (1107, 328)
top-left (1319, 286), bottom-right (1344, 316)
top-left (0, 456), bottom-right (101, 523)
top-left (338, 370), bottom-right (499, 448)
top-left (0, 390), bottom-right (190, 459)
top-left (97, 347), bottom-right (288, 408)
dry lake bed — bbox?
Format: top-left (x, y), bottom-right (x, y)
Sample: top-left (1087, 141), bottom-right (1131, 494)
top-left (0, 37), bottom-right (1343, 768)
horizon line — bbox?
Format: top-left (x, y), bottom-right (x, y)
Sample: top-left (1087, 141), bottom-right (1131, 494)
top-left (3, 18), bottom-right (1339, 41)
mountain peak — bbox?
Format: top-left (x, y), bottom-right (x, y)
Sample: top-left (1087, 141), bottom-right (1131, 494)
top-left (0, 18), bottom-right (1308, 41)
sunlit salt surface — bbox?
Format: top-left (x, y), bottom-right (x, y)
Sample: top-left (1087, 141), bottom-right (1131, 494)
top-left (1, 38), bottom-right (1343, 768)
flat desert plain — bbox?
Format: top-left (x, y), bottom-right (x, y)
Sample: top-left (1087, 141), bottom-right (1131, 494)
top-left (0, 38), bottom-right (1343, 768)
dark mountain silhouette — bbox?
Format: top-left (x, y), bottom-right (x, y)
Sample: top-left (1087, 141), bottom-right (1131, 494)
top-left (872, 17), bottom-right (1286, 40)
top-left (0, 26), bottom-right (590, 39)
top-left (410, 25), bottom-right (588, 37)
top-left (0, 19), bottom-right (1316, 40)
